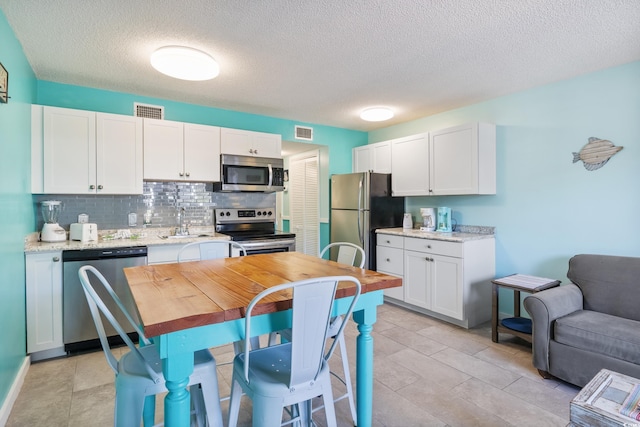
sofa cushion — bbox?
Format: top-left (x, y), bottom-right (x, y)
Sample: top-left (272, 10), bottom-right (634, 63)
top-left (554, 310), bottom-right (640, 365)
top-left (567, 254), bottom-right (640, 321)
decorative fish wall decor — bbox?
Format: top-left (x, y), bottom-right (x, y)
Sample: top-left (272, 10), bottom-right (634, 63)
top-left (572, 137), bottom-right (623, 171)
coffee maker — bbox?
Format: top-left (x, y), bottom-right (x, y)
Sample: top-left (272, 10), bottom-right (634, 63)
top-left (419, 208), bottom-right (436, 231)
top-left (40, 200), bottom-right (67, 242)
top-left (436, 207), bottom-right (452, 232)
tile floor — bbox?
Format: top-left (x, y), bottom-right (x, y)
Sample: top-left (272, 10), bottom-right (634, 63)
top-left (7, 303), bottom-right (580, 426)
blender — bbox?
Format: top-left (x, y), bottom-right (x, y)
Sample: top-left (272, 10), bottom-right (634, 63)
top-left (40, 200), bottom-right (67, 242)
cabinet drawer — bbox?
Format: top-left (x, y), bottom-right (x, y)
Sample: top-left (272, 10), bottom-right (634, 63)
top-left (376, 246), bottom-right (403, 275)
top-left (404, 237), bottom-right (462, 258)
top-left (376, 234), bottom-right (403, 249)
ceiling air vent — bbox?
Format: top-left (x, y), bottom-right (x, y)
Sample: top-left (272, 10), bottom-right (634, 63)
top-left (134, 102), bottom-right (164, 120)
top-left (295, 125), bottom-right (313, 141)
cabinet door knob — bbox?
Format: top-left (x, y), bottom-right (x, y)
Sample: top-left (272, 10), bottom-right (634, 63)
top-left (427, 245), bottom-right (431, 249)
top-left (386, 240), bottom-right (390, 244)
top-left (386, 258), bottom-right (390, 262)
top-left (179, 172), bottom-right (184, 177)
top-left (254, 149), bottom-right (258, 155)
top-left (185, 172), bottom-right (190, 177)
top-left (89, 185), bottom-right (95, 190)
top-left (249, 149), bottom-right (254, 154)
top-left (52, 257), bottom-right (60, 262)
top-left (97, 185), bottom-right (103, 190)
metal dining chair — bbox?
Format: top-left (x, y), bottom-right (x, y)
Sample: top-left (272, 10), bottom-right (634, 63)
top-left (319, 241), bottom-right (366, 269)
top-left (268, 241), bottom-right (365, 425)
top-left (177, 239), bottom-right (247, 262)
top-left (227, 276), bottom-right (362, 427)
top-left (78, 265), bottom-right (223, 427)
top-left (318, 243), bottom-right (366, 425)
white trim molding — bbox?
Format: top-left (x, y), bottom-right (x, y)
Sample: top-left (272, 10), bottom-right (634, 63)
top-left (0, 356), bottom-right (30, 425)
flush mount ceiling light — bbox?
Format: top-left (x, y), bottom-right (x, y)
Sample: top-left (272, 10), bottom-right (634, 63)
top-left (360, 107), bottom-right (394, 122)
top-left (150, 46), bottom-right (219, 81)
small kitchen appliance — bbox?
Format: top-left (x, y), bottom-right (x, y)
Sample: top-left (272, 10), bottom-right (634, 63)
top-left (402, 213), bottom-right (413, 229)
top-left (40, 200), bottom-right (67, 242)
top-left (420, 208), bottom-right (436, 232)
top-left (70, 223), bottom-right (98, 243)
top-left (436, 207), bottom-right (452, 232)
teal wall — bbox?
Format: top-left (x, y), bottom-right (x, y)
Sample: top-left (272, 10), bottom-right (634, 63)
top-left (0, 9), bottom-right (37, 408)
top-left (370, 62), bottom-right (640, 288)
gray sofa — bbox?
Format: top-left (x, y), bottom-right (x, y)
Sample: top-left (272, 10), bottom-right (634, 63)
top-left (523, 254), bottom-right (640, 387)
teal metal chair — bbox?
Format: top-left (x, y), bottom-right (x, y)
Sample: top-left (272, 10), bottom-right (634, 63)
top-left (227, 276), bottom-right (362, 427)
top-left (78, 265), bottom-right (223, 427)
top-left (177, 239), bottom-right (247, 262)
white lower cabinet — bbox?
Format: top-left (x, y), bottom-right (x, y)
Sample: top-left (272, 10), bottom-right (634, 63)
top-left (378, 233), bottom-right (495, 328)
top-left (26, 251), bottom-right (64, 354)
top-left (376, 234), bottom-right (404, 300)
top-left (147, 244), bottom-right (196, 264)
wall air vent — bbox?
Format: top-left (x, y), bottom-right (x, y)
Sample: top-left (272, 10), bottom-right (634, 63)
top-left (294, 125), bottom-right (313, 141)
top-left (134, 102), bottom-right (164, 120)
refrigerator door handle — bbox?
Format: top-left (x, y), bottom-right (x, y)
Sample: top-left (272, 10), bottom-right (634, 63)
top-left (357, 176), bottom-right (363, 245)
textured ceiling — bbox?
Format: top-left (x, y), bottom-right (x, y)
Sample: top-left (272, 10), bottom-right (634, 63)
top-left (2, 0), bottom-right (639, 131)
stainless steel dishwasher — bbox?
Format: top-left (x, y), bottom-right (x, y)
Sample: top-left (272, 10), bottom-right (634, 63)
top-left (62, 246), bottom-right (147, 353)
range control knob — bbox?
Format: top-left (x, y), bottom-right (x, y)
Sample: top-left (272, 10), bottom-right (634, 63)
top-left (219, 212), bottom-right (225, 217)
top-left (262, 211), bottom-right (267, 216)
top-left (225, 211), bottom-right (231, 216)
top-left (257, 211), bottom-right (262, 216)
top-left (267, 211), bottom-right (273, 216)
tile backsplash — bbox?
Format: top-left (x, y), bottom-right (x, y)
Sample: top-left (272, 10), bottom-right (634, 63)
top-left (33, 182), bottom-right (275, 231)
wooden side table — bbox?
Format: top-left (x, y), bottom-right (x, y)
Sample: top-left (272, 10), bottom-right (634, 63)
top-left (491, 274), bottom-right (561, 343)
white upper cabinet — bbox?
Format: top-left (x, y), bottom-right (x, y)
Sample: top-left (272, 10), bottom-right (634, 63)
top-left (220, 127), bottom-right (281, 158)
top-left (390, 133), bottom-right (429, 196)
top-left (184, 123), bottom-right (221, 182)
top-left (389, 123), bottom-right (496, 197)
top-left (143, 118), bottom-right (221, 182)
top-left (38, 106), bottom-right (142, 194)
top-left (352, 140), bottom-right (392, 173)
top-left (96, 112), bottom-right (144, 194)
top-left (429, 122), bottom-right (496, 195)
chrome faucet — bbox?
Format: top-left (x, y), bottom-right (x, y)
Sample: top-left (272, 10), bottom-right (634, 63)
top-left (175, 207), bottom-right (189, 236)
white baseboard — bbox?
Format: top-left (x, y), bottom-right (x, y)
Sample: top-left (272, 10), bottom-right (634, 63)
top-left (0, 356), bottom-right (30, 426)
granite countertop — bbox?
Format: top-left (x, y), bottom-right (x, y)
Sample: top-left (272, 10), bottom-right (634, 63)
top-left (376, 226), bottom-right (495, 242)
top-left (24, 226), bottom-right (230, 253)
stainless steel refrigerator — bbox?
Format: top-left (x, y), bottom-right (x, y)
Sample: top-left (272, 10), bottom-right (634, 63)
top-left (330, 172), bottom-right (405, 270)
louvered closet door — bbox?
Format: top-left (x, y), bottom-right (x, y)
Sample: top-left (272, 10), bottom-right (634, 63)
top-left (290, 154), bottom-right (319, 256)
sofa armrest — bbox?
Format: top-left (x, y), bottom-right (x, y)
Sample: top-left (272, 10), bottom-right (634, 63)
top-left (523, 284), bottom-right (583, 372)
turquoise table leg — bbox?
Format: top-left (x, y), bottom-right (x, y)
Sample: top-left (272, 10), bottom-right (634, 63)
top-left (162, 351), bottom-right (194, 427)
top-left (353, 305), bottom-right (377, 427)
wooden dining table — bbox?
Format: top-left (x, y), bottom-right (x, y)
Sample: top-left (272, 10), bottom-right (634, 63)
top-left (123, 251), bottom-right (401, 427)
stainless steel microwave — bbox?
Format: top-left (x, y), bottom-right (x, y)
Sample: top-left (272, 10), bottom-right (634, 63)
top-left (213, 154), bottom-right (285, 192)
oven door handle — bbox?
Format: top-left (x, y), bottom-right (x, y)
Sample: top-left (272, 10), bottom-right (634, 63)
top-left (268, 163), bottom-right (273, 187)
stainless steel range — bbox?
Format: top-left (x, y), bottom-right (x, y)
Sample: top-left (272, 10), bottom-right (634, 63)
top-left (215, 207), bottom-right (295, 255)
